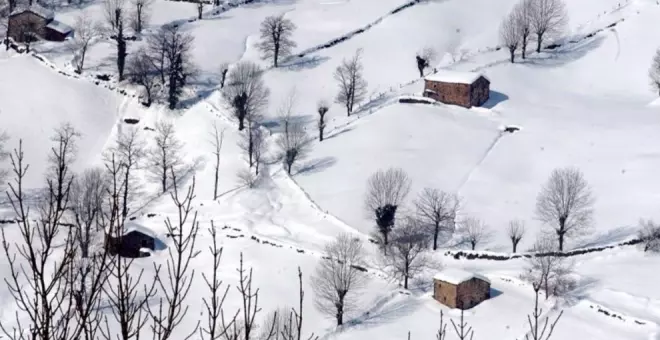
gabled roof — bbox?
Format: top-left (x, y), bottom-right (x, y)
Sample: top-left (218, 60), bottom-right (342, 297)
top-left (46, 20), bottom-right (73, 34)
top-left (424, 69), bottom-right (489, 85)
top-left (123, 222), bottom-right (157, 238)
top-left (10, 4), bottom-right (54, 20)
top-left (433, 268), bottom-right (490, 285)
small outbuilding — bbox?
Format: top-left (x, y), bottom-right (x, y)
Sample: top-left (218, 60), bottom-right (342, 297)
top-left (105, 223), bottom-right (158, 258)
top-left (8, 4), bottom-right (73, 42)
top-left (433, 269), bottom-right (491, 310)
top-left (423, 70), bottom-right (490, 108)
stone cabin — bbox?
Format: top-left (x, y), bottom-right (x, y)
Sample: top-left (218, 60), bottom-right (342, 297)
top-left (423, 70), bottom-right (490, 108)
top-left (105, 223), bottom-right (157, 258)
top-left (8, 4), bottom-right (73, 42)
top-left (433, 269), bottom-right (491, 310)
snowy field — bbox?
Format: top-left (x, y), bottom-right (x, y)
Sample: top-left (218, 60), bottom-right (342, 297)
top-left (2, 0), bottom-right (660, 339)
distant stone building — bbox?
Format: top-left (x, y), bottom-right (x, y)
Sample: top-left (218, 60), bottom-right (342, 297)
top-left (105, 223), bottom-right (158, 258)
top-left (423, 70), bottom-right (490, 108)
top-left (433, 269), bottom-right (491, 309)
top-left (8, 4), bottom-right (73, 42)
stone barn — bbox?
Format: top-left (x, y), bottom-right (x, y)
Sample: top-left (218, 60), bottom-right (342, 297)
top-left (423, 70), bottom-right (490, 108)
top-left (105, 223), bottom-right (158, 258)
top-left (8, 5), bottom-right (73, 42)
top-left (433, 269), bottom-right (491, 310)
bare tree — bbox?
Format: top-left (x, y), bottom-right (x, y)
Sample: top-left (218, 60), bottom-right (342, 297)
top-left (535, 167), bottom-right (594, 251)
top-left (311, 233), bottom-right (366, 326)
top-left (500, 9), bottom-right (521, 63)
top-left (48, 123), bottom-right (81, 214)
top-left (219, 62), bottom-right (229, 89)
top-left (460, 217), bottom-right (491, 250)
top-left (529, 0), bottom-right (568, 53)
top-left (450, 310), bottom-right (474, 340)
top-left (414, 188), bottom-right (460, 250)
top-left (200, 223), bottom-right (232, 340)
top-left (71, 167), bottom-right (108, 257)
top-left (317, 100), bottom-right (329, 142)
top-left (638, 219), bottom-right (660, 253)
top-left (257, 15), bottom-right (297, 67)
top-left (252, 128), bottom-right (266, 176)
top-left (523, 237), bottom-right (575, 299)
top-left (508, 219), bottom-right (526, 253)
top-left (515, 0), bottom-right (534, 59)
top-left (148, 174), bottom-right (200, 340)
top-left (127, 48), bottom-right (158, 106)
top-left (0, 130), bottom-right (8, 186)
top-left (223, 61), bottom-right (270, 131)
top-left (415, 47), bottom-right (436, 77)
top-left (525, 286), bottom-right (563, 340)
top-left (334, 49), bottom-right (368, 116)
top-left (0, 141), bottom-right (78, 340)
top-left (385, 217), bottom-right (433, 289)
top-left (130, 0), bottom-right (152, 34)
top-left (194, 0), bottom-right (204, 19)
top-left (277, 122), bottom-right (310, 175)
top-left (277, 88), bottom-right (297, 136)
top-left (147, 121), bottom-right (184, 193)
top-left (70, 13), bottom-right (99, 74)
top-left (101, 156), bottom-right (157, 340)
top-left (108, 129), bottom-right (146, 219)
top-left (236, 167), bottom-right (258, 189)
top-left (156, 25), bottom-right (195, 109)
top-left (238, 111), bottom-right (264, 172)
top-left (104, 0), bottom-right (128, 80)
top-left (436, 311), bottom-right (448, 340)
top-left (649, 48), bottom-right (660, 96)
top-left (210, 122), bottom-right (225, 200)
top-left (365, 168), bottom-right (411, 249)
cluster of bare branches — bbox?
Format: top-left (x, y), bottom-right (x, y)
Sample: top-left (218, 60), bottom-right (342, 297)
top-left (535, 167), bottom-right (594, 251)
top-left (650, 48), bottom-right (660, 96)
top-left (413, 188), bottom-right (460, 250)
top-left (316, 101), bottom-right (329, 142)
top-left (364, 167), bottom-right (412, 250)
top-left (508, 219), bottom-right (527, 253)
top-left (146, 121), bottom-right (185, 193)
top-left (103, 0), bottom-right (129, 80)
top-left (277, 122), bottom-right (310, 175)
top-left (311, 233), bottom-right (366, 326)
top-left (334, 49), bottom-right (368, 116)
top-left (415, 47), bottom-right (437, 77)
top-left (69, 12), bottom-right (100, 74)
top-left (499, 0), bottom-right (568, 62)
top-left (459, 217), bottom-right (492, 251)
top-left (257, 15), bottom-right (297, 68)
top-left (523, 237), bottom-right (575, 299)
top-left (223, 61), bottom-right (270, 131)
top-left (638, 219), bottom-right (660, 253)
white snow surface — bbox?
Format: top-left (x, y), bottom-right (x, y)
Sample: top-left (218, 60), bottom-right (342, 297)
top-left (3, 0), bottom-right (660, 339)
top-left (433, 268), bottom-right (491, 285)
top-left (425, 69), bottom-right (488, 84)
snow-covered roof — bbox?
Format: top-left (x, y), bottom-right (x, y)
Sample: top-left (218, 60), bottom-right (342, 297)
top-left (122, 222), bottom-right (158, 238)
top-left (424, 70), bottom-right (489, 85)
top-left (10, 4), bottom-right (54, 20)
top-left (46, 20), bottom-right (73, 34)
top-left (433, 268), bottom-right (491, 285)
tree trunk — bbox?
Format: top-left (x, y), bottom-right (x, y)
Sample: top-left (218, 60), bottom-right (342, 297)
top-left (213, 153), bottom-right (219, 199)
top-left (512, 240), bottom-right (518, 253)
top-left (238, 117), bottom-right (245, 131)
top-left (536, 33), bottom-right (543, 53)
top-left (287, 162), bottom-right (292, 175)
top-left (471, 241), bottom-right (476, 250)
top-left (404, 260), bottom-right (409, 289)
top-left (78, 48), bottom-right (87, 73)
top-left (336, 296), bottom-right (345, 326)
top-left (522, 35), bottom-right (528, 59)
top-left (319, 126), bottom-right (324, 142)
top-left (509, 48), bottom-right (515, 63)
top-left (273, 43), bottom-right (279, 68)
top-left (122, 169), bottom-right (130, 219)
top-left (162, 165), bottom-right (167, 193)
top-left (432, 222), bottom-right (439, 250)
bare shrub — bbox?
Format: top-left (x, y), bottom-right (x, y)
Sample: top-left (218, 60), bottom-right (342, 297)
top-left (638, 219), bottom-right (660, 253)
top-left (523, 236), bottom-right (575, 299)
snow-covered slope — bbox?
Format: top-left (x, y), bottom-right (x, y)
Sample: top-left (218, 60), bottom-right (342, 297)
top-left (2, 0), bottom-right (660, 339)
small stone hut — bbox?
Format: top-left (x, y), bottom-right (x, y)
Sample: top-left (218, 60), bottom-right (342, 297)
top-left (433, 269), bottom-right (491, 310)
top-left (105, 223), bottom-right (157, 258)
top-left (8, 4), bottom-right (73, 42)
top-left (423, 70), bottom-right (490, 108)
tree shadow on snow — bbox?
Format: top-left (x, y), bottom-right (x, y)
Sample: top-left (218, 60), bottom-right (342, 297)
top-left (280, 55), bottom-right (330, 71)
top-left (571, 226), bottom-right (638, 250)
top-left (482, 90), bottom-right (508, 109)
top-left (324, 126), bottom-right (354, 140)
top-left (295, 157), bottom-right (336, 175)
top-left (521, 35), bottom-right (605, 68)
top-left (343, 293), bottom-right (420, 330)
top-left (261, 114), bottom-right (315, 134)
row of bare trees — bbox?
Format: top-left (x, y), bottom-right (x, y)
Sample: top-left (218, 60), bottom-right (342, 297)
top-left (0, 122), bottom-right (322, 340)
top-left (362, 166), bottom-right (597, 255)
top-left (499, 0), bottom-right (568, 63)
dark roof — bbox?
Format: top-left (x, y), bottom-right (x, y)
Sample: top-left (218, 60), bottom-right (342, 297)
top-left (10, 4), bottom-right (54, 20)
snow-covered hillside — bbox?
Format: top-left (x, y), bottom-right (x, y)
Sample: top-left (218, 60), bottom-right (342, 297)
top-left (1, 0), bottom-right (660, 339)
